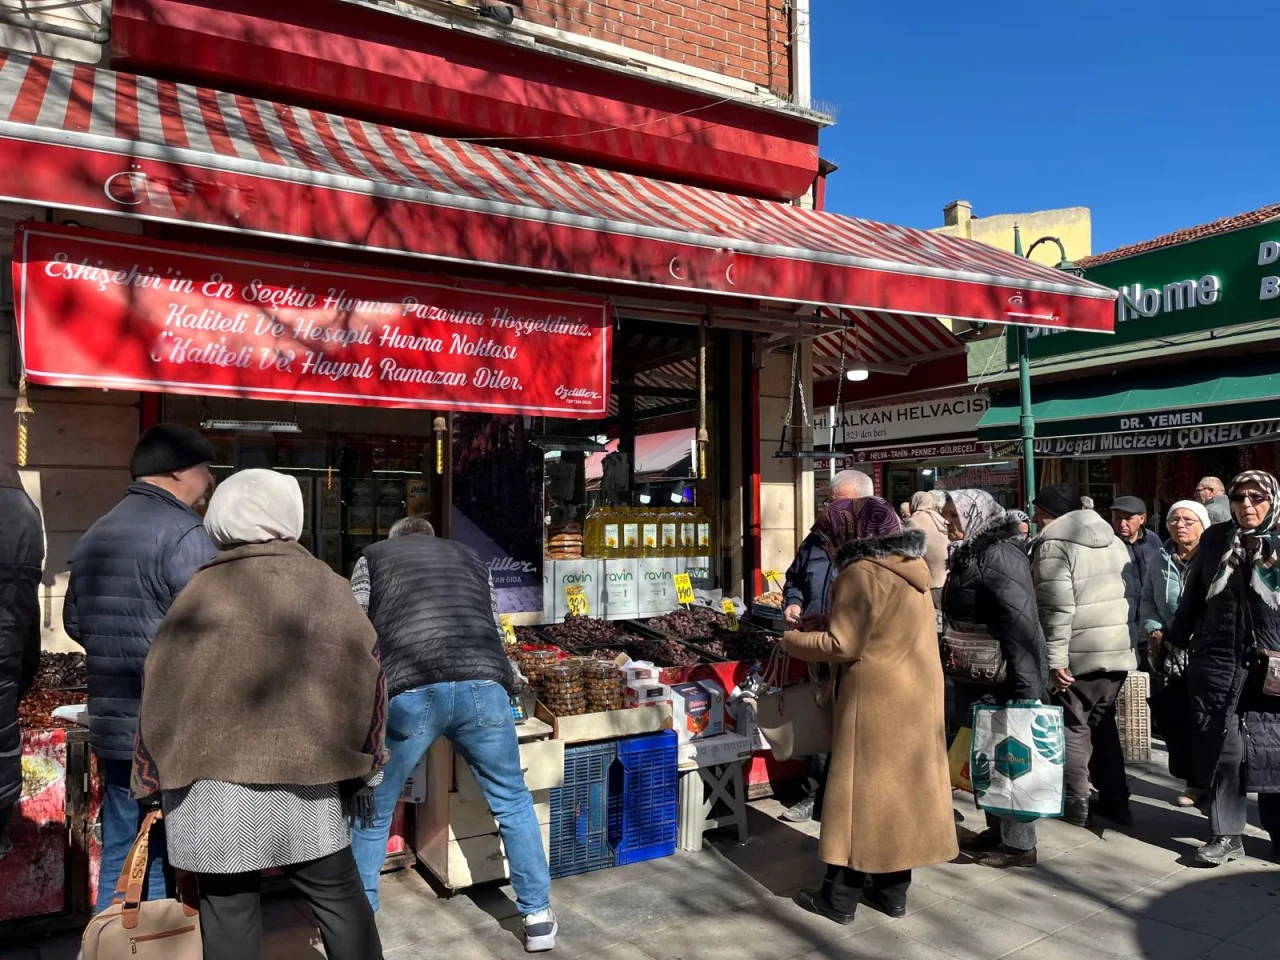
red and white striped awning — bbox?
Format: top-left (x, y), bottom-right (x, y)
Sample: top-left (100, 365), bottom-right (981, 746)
top-left (0, 52), bottom-right (1116, 331)
top-left (811, 308), bottom-right (965, 378)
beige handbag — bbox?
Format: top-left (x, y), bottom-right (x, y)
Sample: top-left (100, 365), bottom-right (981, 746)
top-left (750, 650), bottom-right (835, 761)
top-left (80, 810), bottom-right (201, 960)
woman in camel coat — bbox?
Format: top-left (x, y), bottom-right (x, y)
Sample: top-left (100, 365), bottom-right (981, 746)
top-left (784, 497), bottom-right (958, 924)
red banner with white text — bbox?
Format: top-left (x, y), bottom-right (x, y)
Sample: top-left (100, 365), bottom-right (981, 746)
top-left (13, 226), bottom-right (612, 417)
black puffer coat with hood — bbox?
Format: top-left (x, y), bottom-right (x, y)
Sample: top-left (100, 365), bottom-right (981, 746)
top-left (0, 460), bottom-right (43, 811)
top-left (942, 514), bottom-right (1049, 715)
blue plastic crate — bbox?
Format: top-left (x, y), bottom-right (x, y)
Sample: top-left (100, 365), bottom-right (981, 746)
top-left (548, 741), bottom-right (616, 880)
top-left (610, 730), bottom-right (678, 866)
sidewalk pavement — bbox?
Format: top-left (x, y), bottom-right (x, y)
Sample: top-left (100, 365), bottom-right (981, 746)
top-left (4, 753), bottom-right (1278, 960)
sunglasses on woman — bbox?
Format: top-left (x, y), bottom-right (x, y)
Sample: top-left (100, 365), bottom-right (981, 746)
top-left (1229, 492), bottom-right (1271, 505)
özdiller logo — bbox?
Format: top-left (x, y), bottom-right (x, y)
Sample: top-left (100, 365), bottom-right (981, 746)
top-left (554, 385), bottom-right (602, 405)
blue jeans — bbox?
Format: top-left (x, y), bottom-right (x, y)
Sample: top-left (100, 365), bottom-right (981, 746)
top-left (352, 681), bottom-right (550, 916)
top-left (96, 757), bottom-right (170, 913)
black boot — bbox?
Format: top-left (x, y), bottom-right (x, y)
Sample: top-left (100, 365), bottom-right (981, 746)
top-left (1092, 796), bottom-right (1133, 826)
top-left (861, 886), bottom-right (907, 919)
top-left (958, 828), bottom-right (1001, 854)
top-left (795, 889), bottom-right (856, 925)
top-left (1062, 797), bottom-right (1090, 827)
top-left (1194, 835), bottom-right (1244, 867)
top-left (975, 845), bottom-right (1038, 869)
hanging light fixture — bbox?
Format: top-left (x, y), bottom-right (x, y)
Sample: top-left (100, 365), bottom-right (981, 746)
top-left (844, 319), bottom-right (869, 381)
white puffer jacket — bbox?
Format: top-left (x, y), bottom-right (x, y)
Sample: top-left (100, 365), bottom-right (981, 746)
top-left (1031, 509), bottom-right (1138, 675)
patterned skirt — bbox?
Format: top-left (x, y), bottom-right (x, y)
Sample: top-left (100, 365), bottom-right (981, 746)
top-left (162, 780), bottom-right (350, 874)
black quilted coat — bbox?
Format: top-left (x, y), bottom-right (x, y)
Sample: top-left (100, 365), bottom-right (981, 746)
top-left (942, 514), bottom-right (1049, 714)
top-left (63, 483), bottom-right (217, 759)
top-left (1168, 522), bottom-right (1280, 792)
top-left (1, 461), bottom-right (43, 811)
top-left (362, 534), bottom-right (513, 698)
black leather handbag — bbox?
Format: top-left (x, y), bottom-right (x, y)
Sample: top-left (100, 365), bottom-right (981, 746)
top-left (940, 618), bottom-right (1008, 686)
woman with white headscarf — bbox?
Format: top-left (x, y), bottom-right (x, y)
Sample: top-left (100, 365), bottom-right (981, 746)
top-left (940, 490), bottom-right (1048, 869)
top-left (1168, 470), bottom-right (1280, 867)
top-left (133, 470), bottom-right (387, 960)
top-left (906, 490), bottom-right (950, 603)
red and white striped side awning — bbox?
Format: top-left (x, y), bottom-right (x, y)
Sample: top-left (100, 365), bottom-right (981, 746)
top-left (0, 52), bottom-right (1116, 330)
top-left (811, 309), bottom-right (965, 378)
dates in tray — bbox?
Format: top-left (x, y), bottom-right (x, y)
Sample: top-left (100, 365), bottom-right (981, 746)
top-left (542, 614), bottom-right (628, 649)
top-left (33, 651), bottom-right (87, 690)
top-left (623, 635), bottom-right (699, 668)
top-left (700, 631), bottom-right (778, 662)
top-left (647, 605), bottom-right (728, 638)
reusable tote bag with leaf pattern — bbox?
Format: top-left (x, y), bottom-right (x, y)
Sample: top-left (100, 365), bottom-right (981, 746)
top-left (970, 701), bottom-right (1065, 821)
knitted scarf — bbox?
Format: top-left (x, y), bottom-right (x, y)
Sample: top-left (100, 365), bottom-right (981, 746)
top-left (1207, 470), bottom-right (1280, 610)
top-left (812, 496), bottom-right (901, 553)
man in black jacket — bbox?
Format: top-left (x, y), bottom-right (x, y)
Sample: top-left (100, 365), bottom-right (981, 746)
top-left (64, 424), bottom-right (216, 911)
top-left (0, 458), bottom-right (43, 858)
top-left (349, 517), bottom-right (556, 952)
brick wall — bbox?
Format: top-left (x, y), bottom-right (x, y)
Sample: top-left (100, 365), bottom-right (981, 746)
top-left (516, 0), bottom-right (791, 95)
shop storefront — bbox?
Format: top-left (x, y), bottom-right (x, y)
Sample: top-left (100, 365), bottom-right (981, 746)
top-left (978, 209), bottom-right (1280, 518)
top-left (2, 47), bottom-right (1118, 916)
top-left (811, 391), bottom-right (1021, 505)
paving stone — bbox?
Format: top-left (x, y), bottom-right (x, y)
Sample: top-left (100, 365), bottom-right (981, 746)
top-left (1129, 869), bottom-right (1280, 939)
top-left (1193, 943), bottom-right (1276, 960)
top-left (631, 898), bottom-right (880, 960)
top-left (890, 897), bottom-right (1045, 960)
top-left (1000, 936), bottom-right (1127, 960)
top-left (792, 923), bottom-right (955, 960)
top-left (1028, 841), bottom-right (1181, 906)
top-left (952, 869), bottom-right (1110, 934)
top-left (1053, 908), bottom-right (1219, 960)
top-left (1226, 907), bottom-right (1280, 952)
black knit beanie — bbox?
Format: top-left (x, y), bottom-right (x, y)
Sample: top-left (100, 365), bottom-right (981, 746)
top-left (1032, 482), bottom-right (1083, 520)
top-left (130, 423), bottom-right (216, 479)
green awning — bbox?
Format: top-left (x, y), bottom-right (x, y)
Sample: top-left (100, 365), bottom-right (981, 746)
top-left (977, 359), bottom-right (1280, 441)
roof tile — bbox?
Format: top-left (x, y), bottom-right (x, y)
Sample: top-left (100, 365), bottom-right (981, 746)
top-left (1080, 202), bottom-right (1280, 267)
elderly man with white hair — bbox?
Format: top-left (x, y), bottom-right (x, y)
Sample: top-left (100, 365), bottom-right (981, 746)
top-left (780, 469), bottom-right (874, 823)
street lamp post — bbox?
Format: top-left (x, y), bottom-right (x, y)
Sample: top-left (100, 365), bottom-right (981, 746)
top-left (1012, 225), bottom-right (1084, 512)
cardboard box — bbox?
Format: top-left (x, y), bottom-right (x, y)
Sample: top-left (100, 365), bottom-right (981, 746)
top-left (677, 732), bottom-right (755, 771)
top-left (400, 753), bottom-right (428, 804)
top-left (622, 662), bottom-right (661, 682)
top-left (670, 680), bottom-right (725, 743)
top-left (625, 682), bottom-right (669, 701)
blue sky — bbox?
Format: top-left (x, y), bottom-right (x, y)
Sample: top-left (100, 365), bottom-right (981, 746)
top-left (810, 0), bottom-right (1275, 255)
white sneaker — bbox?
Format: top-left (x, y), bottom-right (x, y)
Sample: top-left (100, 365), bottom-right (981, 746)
top-left (523, 909), bottom-right (557, 953)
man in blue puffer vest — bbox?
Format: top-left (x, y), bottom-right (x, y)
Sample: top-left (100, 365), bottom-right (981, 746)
top-left (64, 424), bottom-right (216, 912)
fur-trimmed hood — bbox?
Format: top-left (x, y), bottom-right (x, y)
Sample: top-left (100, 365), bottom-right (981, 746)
top-left (833, 528), bottom-right (930, 593)
top-left (947, 514), bottom-right (1023, 572)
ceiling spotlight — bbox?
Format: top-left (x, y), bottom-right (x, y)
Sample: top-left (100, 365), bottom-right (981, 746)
top-left (845, 361), bottom-right (869, 382)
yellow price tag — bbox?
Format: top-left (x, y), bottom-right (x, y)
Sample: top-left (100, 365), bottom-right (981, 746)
top-left (499, 614), bottom-right (517, 645)
top-left (721, 599), bottom-right (740, 631)
top-left (564, 584), bottom-right (590, 617)
top-left (673, 573), bottom-right (695, 606)
top-left (764, 569), bottom-right (784, 586)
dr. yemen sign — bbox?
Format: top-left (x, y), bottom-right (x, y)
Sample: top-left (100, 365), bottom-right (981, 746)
top-left (14, 226), bottom-right (612, 416)
top-left (1011, 219), bottom-right (1280, 361)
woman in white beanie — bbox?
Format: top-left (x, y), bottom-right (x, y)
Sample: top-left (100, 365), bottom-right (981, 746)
top-left (133, 469), bottom-right (387, 960)
top-left (1141, 498), bottom-right (1210, 807)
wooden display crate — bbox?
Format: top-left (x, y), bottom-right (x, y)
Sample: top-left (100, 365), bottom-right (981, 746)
top-left (534, 701), bottom-right (672, 744)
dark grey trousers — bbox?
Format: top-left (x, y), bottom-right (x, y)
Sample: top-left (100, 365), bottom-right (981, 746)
top-left (1209, 720), bottom-right (1280, 839)
top-left (1053, 670), bottom-right (1128, 803)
